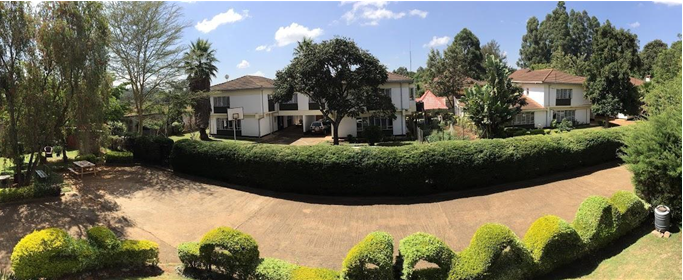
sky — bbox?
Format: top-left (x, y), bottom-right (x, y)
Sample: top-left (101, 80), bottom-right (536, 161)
top-left (176, 1), bottom-right (683, 85)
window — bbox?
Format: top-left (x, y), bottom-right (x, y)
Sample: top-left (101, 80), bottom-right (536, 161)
top-left (512, 112), bottom-right (535, 125)
top-left (409, 88), bottom-right (415, 100)
top-left (382, 88), bottom-right (392, 96)
top-left (556, 89), bottom-right (572, 99)
top-left (283, 94), bottom-right (298, 104)
top-left (214, 96), bottom-right (230, 107)
top-left (554, 110), bottom-right (575, 122)
top-left (216, 118), bottom-right (241, 130)
top-left (357, 116), bottom-right (393, 131)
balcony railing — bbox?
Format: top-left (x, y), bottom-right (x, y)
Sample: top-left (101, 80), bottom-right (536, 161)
top-left (309, 102), bottom-right (320, 110)
top-left (279, 103), bottom-right (298, 110)
top-left (555, 99), bottom-right (571, 106)
top-left (213, 106), bottom-right (228, 113)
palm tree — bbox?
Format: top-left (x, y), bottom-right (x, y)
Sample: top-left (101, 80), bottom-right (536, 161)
top-left (183, 38), bottom-right (219, 140)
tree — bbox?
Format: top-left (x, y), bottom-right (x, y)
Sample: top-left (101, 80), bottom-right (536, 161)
top-left (425, 47), bottom-right (468, 111)
top-left (107, 1), bottom-right (186, 135)
top-left (183, 39), bottom-right (219, 140)
top-left (652, 39), bottom-right (681, 82)
top-left (392, 67), bottom-right (411, 77)
top-left (481, 39), bottom-right (507, 64)
top-left (518, 17), bottom-right (550, 68)
top-left (639, 39), bottom-right (667, 78)
top-left (273, 38), bottom-right (394, 145)
top-left (584, 21), bottom-right (641, 125)
top-left (547, 48), bottom-right (589, 76)
top-left (540, 1), bottom-right (571, 55)
top-left (151, 81), bottom-right (192, 137)
top-left (451, 28), bottom-right (485, 79)
top-left (461, 55), bottom-right (526, 138)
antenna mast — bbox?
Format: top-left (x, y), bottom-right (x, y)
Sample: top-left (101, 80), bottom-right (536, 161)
top-left (409, 40), bottom-right (412, 72)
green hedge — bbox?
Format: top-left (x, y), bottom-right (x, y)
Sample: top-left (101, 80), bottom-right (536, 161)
top-left (10, 227), bottom-right (159, 279)
top-left (131, 135), bottom-right (174, 166)
top-left (170, 127), bottom-right (626, 196)
top-left (340, 231), bottom-right (394, 280)
top-left (449, 223), bottom-right (533, 280)
top-left (291, 267), bottom-right (339, 280)
top-left (398, 232), bottom-right (455, 280)
top-left (610, 190), bottom-right (649, 235)
top-left (178, 242), bottom-right (202, 269)
top-left (104, 151), bottom-right (135, 164)
top-left (572, 196), bottom-right (621, 251)
top-left (254, 258), bottom-right (298, 280)
top-left (522, 215), bottom-right (584, 275)
top-left (199, 227), bottom-right (260, 279)
top-left (0, 170), bottom-right (61, 204)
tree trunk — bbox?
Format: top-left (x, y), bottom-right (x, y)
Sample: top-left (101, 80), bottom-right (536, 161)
top-left (198, 128), bottom-right (209, 141)
top-left (332, 122), bottom-right (340, 145)
top-left (137, 113), bottom-right (144, 135)
top-left (62, 135), bottom-right (69, 163)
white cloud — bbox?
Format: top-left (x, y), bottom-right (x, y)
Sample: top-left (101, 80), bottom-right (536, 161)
top-left (195, 9), bottom-right (248, 33)
top-left (423, 36), bottom-right (451, 48)
top-left (274, 23), bottom-right (323, 47)
top-left (653, 0), bottom-right (682, 6)
top-left (409, 9), bottom-right (428, 19)
top-left (236, 60), bottom-right (250, 69)
top-left (629, 21), bottom-right (641, 28)
top-left (341, 1), bottom-right (412, 26)
top-left (250, 71), bottom-right (265, 77)
top-left (255, 45), bottom-right (272, 52)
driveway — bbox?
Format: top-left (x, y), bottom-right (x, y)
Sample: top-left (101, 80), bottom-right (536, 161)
top-left (258, 125), bottom-right (331, 145)
top-left (0, 162), bottom-right (633, 270)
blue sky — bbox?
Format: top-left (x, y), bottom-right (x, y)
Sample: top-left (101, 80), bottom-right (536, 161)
top-left (177, 1), bottom-right (682, 84)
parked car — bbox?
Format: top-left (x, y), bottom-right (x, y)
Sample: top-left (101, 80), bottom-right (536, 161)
top-left (310, 121), bottom-right (330, 135)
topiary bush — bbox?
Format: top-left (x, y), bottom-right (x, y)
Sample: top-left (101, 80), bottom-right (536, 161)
top-left (115, 240), bottom-right (160, 267)
top-left (449, 223), bottom-right (533, 280)
top-left (131, 135), bottom-right (174, 166)
top-left (199, 227), bottom-right (260, 279)
top-left (10, 228), bottom-right (82, 279)
top-left (291, 267), bottom-right (339, 280)
top-left (397, 232), bottom-right (455, 280)
top-left (522, 215), bottom-right (584, 275)
top-left (340, 231), bottom-right (394, 280)
top-left (104, 151), bottom-right (134, 165)
top-left (87, 226), bottom-right (121, 251)
top-left (170, 127), bottom-right (626, 196)
top-left (571, 196), bottom-right (621, 251)
top-left (178, 242), bottom-right (203, 269)
top-left (254, 258), bottom-right (298, 280)
top-left (610, 191), bottom-right (649, 235)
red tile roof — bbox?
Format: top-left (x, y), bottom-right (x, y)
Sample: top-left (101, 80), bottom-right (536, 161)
top-left (211, 75), bottom-right (275, 91)
top-left (416, 90), bottom-right (448, 110)
top-left (521, 97), bottom-right (544, 111)
top-left (509, 69), bottom-right (585, 84)
top-left (386, 72), bottom-right (413, 83)
top-left (630, 77), bottom-right (645, 86)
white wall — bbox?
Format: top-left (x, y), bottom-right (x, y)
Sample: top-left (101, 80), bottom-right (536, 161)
top-left (518, 84), bottom-right (546, 106)
top-left (241, 117), bottom-right (259, 137)
top-left (547, 84), bottom-right (590, 107)
top-left (209, 88), bottom-right (272, 115)
top-left (533, 110), bottom-right (548, 128)
top-left (336, 117), bottom-right (357, 137)
top-left (574, 108), bottom-right (590, 124)
top-left (259, 115), bottom-right (272, 136)
top-left (392, 111), bottom-right (405, 135)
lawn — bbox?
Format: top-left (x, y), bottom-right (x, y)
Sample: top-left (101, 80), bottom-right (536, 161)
top-left (169, 132), bottom-right (254, 144)
top-left (0, 150), bottom-right (79, 174)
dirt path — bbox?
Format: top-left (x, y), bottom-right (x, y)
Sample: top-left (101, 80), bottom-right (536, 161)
top-left (0, 162), bottom-right (633, 270)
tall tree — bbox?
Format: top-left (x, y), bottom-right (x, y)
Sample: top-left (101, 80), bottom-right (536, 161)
top-left (425, 47), bottom-right (468, 110)
top-left (639, 39), bottom-right (668, 79)
top-left (518, 17), bottom-right (550, 68)
top-left (183, 39), bottom-right (219, 140)
top-left (273, 38), bottom-right (394, 145)
top-left (584, 21), bottom-right (641, 126)
top-left (461, 55), bottom-right (526, 138)
top-left (652, 39), bottom-right (681, 82)
top-left (540, 1), bottom-right (571, 55)
top-left (392, 67), bottom-right (411, 77)
top-left (481, 39), bottom-right (507, 63)
top-left (107, 1), bottom-right (186, 135)
top-left (451, 28), bottom-right (485, 79)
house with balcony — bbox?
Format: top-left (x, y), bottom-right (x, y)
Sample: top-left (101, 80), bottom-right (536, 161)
top-left (207, 72), bottom-right (416, 138)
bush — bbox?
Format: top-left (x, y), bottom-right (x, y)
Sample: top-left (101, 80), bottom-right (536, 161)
top-left (178, 242), bottom-right (203, 269)
top-left (610, 191), bottom-right (649, 234)
top-left (449, 223), bottom-right (533, 280)
top-left (522, 215), bottom-right (584, 275)
top-left (528, 128), bottom-right (545, 135)
top-left (171, 121), bottom-right (185, 136)
top-left (115, 240), bottom-right (160, 267)
top-left (254, 258), bottom-right (298, 280)
top-left (131, 135), bottom-right (174, 166)
top-left (87, 226), bottom-right (121, 251)
top-left (291, 267), bottom-right (339, 280)
top-left (572, 196), bottom-right (621, 251)
top-left (397, 232), bottom-right (455, 280)
top-left (0, 187), bottom-right (34, 204)
top-left (199, 227), bottom-right (260, 279)
top-left (10, 228), bottom-right (82, 279)
top-left (364, 125), bottom-right (383, 146)
top-left (108, 135), bottom-right (127, 151)
top-left (75, 153), bottom-right (102, 164)
top-left (340, 231), bottom-right (394, 280)
top-left (0, 172), bottom-right (61, 204)
top-left (105, 151), bottom-right (134, 164)
top-left (346, 134), bottom-right (357, 144)
top-left (171, 127), bottom-right (626, 196)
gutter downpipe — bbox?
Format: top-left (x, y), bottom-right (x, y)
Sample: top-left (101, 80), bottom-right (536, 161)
top-left (400, 83), bottom-right (405, 135)
top-left (258, 86), bottom-right (263, 136)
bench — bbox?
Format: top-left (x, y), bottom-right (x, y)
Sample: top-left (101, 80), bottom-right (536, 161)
top-left (35, 170), bottom-right (48, 180)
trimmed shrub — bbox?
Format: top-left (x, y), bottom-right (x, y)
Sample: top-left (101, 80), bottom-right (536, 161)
top-left (398, 232), bottom-right (455, 280)
top-left (340, 231), bottom-right (394, 280)
top-left (522, 215), bottom-right (584, 275)
top-left (199, 227), bottom-right (260, 279)
top-left (75, 153), bottom-right (102, 164)
top-left (170, 127), bottom-right (626, 196)
top-left (449, 223), bottom-right (533, 280)
top-left (10, 228), bottom-right (81, 279)
top-left (87, 226), bottom-right (121, 251)
top-left (104, 151), bottom-right (134, 164)
top-left (291, 267), bottom-right (339, 280)
top-left (0, 187), bottom-right (34, 204)
top-left (115, 240), bottom-right (160, 267)
top-left (131, 135), bottom-right (174, 166)
top-left (610, 191), bottom-right (649, 234)
top-left (178, 242), bottom-right (203, 269)
top-left (254, 258), bottom-right (298, 280)
top-left (572, 196), bottom-right (621, 251)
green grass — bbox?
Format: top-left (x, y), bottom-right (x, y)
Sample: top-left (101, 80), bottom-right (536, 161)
top-left (543, 223), bottom-right (682, 279)
top-left (0, 150), bottom-right (79, 174)
top-left (169, 132), bottom-right (254, 144)
top-left (115, 275), bottom-right (189, 280)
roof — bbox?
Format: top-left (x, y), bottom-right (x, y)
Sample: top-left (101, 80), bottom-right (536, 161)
top-left (416, 90), bottom-right (448, 110)
top-left (211, 75), bottom-right (275, 91)
top-left (386, 72), bottom-right (413, 83)
top-left (520, 97), bottom-right (544, 111)
top-left (630, 77), bottom-right (645, 86)
top-left (509, 69), bottom-right (586, 85)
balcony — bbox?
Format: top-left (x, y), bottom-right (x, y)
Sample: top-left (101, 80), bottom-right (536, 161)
top-left (213, 106), bottom-right (228, 113)
top-left (555, 99), bottom-right (571, 106)
top-left (309, 102), bottom-right (320, 110)
top-left (268, 100), bottom-right (275, 112)
top-left (279, 103), bottom-right (298, 110)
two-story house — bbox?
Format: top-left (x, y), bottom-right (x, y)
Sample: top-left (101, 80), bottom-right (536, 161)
top-left (509, 68), bottom-right (592, 128)
top-left (207, 72), bottom-right (416, 138)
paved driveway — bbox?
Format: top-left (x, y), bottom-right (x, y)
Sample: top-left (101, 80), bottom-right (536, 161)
top-left (0, 162), bottom-right (633, 269)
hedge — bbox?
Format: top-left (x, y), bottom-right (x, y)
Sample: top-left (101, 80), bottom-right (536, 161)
top-left (104, 150), bottom-right (135, 165)
top-left (170, 127), bottom-right (626, 196)
top-left (572, 196), bottom-right (621, 251)
top-left (610, 190), bottom-right (649, 235)
top-left (10, 227), bottom-right (159, 279)
top-left (198, 227), bottom-right (260, 279)
top-left (131, 135), bottom-right (174, 166)
top-left (340, 231), bottom-right (394, 280)
top-left (254, 258), bottom-right (298, 280)
top-left (291, 267), bottom-right (339, 280)
top-left (449, 223), bottom-right (533, 280)
top-left (397, 232), bottom-right (455, 280)
top-left (522, 215), bottom-right (584, 274)
top-left (178, 242), bottom-right (202, 269)
top-left (0, 170), bottom-right (62, 204)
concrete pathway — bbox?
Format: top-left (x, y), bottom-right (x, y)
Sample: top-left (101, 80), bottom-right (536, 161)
top-left (0, 162), bottom-right (633, 270)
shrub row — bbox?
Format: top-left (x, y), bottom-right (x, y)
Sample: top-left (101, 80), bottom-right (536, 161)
top-left (177, 191), bottom-right (648, 280)
top-left (10, 226), bottom-right (159, 279)
top-left (130, 135), bottom-right (174, 166)
top-left (170, 127), bottom-right (627, 196)
top-left (0, 170), bottom-right (62, 204)
top-left (104, 150), bottom-right (135, 164)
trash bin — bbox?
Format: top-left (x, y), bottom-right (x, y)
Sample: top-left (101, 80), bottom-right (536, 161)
top-left (654, 205), bottom-right (671, 232)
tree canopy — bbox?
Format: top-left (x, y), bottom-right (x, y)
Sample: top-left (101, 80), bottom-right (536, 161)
top-left (639, 39), bottom-right (668, 78)
top-left (451, 28), bottom-right (485, 79)
top-left (183, 38), bottom-right (219, 140)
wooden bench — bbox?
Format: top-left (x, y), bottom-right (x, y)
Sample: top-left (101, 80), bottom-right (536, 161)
top-left (35, 170), bottom-right (48, 180)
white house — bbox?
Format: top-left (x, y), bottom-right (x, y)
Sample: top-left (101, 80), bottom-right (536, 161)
top-left (508, 68), bottom-right (593, 128)
top-left (207, 73), bottom-right (416, 138)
